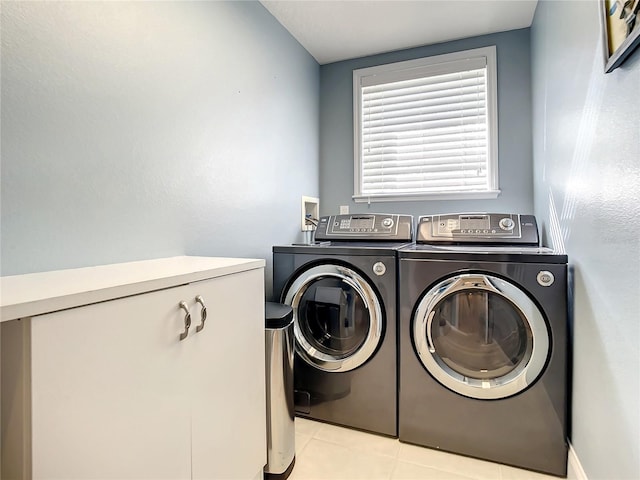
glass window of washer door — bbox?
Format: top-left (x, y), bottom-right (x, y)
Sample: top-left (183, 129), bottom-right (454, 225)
top-left (298, 278), bottom-right (371, 358)
top-left (431, 290), bottom-right (533, 381)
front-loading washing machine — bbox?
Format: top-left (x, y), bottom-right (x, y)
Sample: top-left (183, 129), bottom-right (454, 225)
top-left (398, 213), bottom-right (569, 476)
top-left (273, 213), bottom-right (413, 437)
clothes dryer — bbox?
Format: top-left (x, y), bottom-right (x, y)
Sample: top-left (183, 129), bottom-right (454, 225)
top-left (398, 213), bottom-right (569, 476)
top-left (273, 214), bottom-right (412, 437)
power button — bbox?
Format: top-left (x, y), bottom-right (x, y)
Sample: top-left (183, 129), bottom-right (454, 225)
top-left (537, 271), bottom-right (555, 287)
top-left (373, 262), bottom-right (387, 276)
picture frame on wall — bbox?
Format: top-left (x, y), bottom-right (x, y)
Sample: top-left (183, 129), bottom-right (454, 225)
top-left (600, 0), bottom-right (640, 72)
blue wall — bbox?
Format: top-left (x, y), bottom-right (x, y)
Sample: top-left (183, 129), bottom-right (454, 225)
top-left (531, 1), bottom-right (640, 478)
top-left (4, 3), bottom-right (640, 476)
top-left (0, 1), bottom-right (319, 298)
top-left (319, 29), bottom-right (533, 218)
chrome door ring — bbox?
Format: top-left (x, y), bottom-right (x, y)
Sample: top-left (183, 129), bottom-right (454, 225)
top-left (413, 273), bottom-right (549, 399)
top-left (284, 264), bottom-right (383, 372)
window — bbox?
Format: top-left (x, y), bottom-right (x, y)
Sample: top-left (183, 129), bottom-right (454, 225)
top-left (353, 46), bottom-right (499, 202)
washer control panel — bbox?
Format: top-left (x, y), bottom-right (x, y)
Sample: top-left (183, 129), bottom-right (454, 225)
top-left (315, 214), bottom-right (413, 241)
top-left (417, 213), bottom-right (539, 245)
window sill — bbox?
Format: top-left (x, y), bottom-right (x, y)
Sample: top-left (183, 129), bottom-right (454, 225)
top-left (353, 190), bottom-right (501, 202)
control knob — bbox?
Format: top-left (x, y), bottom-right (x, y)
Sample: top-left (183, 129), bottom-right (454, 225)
top-left (499, 217), bottom-right (515, 231)
top-left (382, 217), bottom-right (394, 228)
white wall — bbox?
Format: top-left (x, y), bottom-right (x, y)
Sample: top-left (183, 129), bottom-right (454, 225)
top-left (0, 1), bottom-right (319, 298)
top-left (531, 1), bottom-right (640, 478)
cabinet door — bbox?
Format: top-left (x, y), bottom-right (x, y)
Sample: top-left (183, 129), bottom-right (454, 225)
top-left (189, 269), bottom-right (266, 480)
top-left (30, 285), bottom-right (193, 479)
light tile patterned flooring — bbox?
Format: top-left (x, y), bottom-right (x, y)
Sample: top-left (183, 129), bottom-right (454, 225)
top-left (290, 418), bottom-right (568, 480)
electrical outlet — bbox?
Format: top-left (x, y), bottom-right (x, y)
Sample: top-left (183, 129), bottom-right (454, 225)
top-left (340, 205), bottom-right (349, 214)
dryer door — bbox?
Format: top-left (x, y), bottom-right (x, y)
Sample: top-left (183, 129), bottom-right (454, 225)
top-left (413, 273), bottom-right (549, 399)
top-left (283, 264), bottom-right (383, 372)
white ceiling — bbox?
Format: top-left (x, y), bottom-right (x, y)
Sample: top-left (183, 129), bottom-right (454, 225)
top-left (260, 0), bottom-right (538, 65)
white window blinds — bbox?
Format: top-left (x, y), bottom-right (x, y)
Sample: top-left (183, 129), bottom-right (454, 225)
top-left (353, 46), bottom-right (499, 201)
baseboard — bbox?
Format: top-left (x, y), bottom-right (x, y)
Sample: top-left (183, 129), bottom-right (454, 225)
top-left (568, 443), bottom-right (588, 480)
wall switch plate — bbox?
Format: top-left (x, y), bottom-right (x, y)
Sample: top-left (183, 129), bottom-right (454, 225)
top-left (339, 205), bottom-right (349, 214)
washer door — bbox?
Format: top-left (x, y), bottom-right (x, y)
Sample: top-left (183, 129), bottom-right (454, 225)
top-left (413, 273), bottom-right (549, 399)
top-left (283, 264), bottom-right (383, 372)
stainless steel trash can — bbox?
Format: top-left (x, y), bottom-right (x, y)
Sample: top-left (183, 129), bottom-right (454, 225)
top-left (264, 302), bottom-right (295, 480)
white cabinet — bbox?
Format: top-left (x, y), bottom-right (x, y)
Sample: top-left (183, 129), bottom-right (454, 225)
top-left (188, 272), bottom-right (266, 480)
top-left (1, 257), bottom-right (266, 480)
top-left (31, 283), bottom-right (193, 479)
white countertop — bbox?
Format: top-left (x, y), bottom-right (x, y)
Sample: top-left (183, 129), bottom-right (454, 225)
top-left (0, 256), bottom-right (265, 322)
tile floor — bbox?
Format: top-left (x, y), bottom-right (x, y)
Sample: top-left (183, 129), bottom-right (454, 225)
top-left (290, 418), bottom-right (570, 480)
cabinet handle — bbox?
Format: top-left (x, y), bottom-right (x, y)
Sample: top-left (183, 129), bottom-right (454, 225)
top-left (178, 301), bottom-right (191, 341)
top-left (195, 295), bottom-right (207, 332)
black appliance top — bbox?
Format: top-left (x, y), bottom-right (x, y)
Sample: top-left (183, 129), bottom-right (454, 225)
top-left (273, 241), bottom-right (413, 257)
top-left (399, 244), bottom-right (567, 264)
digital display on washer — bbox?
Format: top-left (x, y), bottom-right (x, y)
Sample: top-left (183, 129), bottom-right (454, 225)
top-left (338, 216), bottom-right (375, 231)
top-left (459, 215), bottom-right (490, 231)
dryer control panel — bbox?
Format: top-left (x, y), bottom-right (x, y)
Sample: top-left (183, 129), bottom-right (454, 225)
top-left (315, 214), bottom-right (413, 241)
top-left (417, 213), bottom-right (539, 245)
